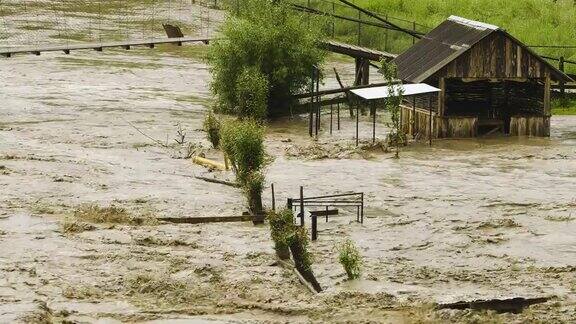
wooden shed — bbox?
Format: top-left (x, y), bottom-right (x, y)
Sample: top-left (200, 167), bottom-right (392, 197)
top-left (393, 16), bottom-right (572, 138)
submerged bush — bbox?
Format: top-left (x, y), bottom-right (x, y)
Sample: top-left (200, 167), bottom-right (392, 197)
top-left (209, 0), bottom-right (325, 117)
top-left (73, 204), bottom-right (157, 225)
top-left (203, 110), bottom-right (221, 148)
top-left (243, 172), bottom-right (265, 215)
top-left (338, 239), bottom-right (363, 280)
top-left (220, 119), bottom-right (266, 184)
top-left (268, 208), bottom-right (295, 260)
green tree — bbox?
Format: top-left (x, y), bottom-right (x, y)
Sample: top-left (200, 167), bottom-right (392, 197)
top-left (208, 0), bottom-right (326, 118)
top-left (379, 61), bottom-right (405, 158)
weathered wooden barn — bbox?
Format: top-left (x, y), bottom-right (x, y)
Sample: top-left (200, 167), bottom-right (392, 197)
top-left (393, 16), bottom-right (572, 138)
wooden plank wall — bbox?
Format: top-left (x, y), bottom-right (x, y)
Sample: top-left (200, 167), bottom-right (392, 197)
top-left (401, 105), bottom-right (435, 139)
top-left (510, 116), bottom-right (550, 137)
top-left (432, 31), bottom-right (557, 80)
top-left (437, 117), bottom-right (478, 138)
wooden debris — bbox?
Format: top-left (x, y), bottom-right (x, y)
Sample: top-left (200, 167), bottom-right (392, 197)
top-left (194, 176), bottom-right (240, 188)
top-left (159, 215), bottom-right (256, 224)
top-left (438, 297), bottom-right (551, 313)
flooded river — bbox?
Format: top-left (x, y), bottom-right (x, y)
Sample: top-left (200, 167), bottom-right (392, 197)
top-left (1, 1), bottom-right (575, 322)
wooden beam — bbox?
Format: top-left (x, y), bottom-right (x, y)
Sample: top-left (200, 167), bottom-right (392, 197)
top-left (544, 76), bottom-right (551, 116)
top-left (438, 78), bottom-right (446, 117)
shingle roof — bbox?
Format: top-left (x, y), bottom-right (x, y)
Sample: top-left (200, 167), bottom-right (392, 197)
top-left (393, 16), bottom-right (571, 83)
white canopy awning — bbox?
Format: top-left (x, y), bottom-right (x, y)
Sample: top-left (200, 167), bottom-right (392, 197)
top-left (350, 83), bottom-right (440, 100)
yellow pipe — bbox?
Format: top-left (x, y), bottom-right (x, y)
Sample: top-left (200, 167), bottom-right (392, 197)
top-left (192, 156), bottom-right (227, 171)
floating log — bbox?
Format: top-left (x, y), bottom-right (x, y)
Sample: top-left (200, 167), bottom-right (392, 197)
top-left (194, 176), bottom-right (240, 188)
top-left (192, 156), bottom-right (227, 171)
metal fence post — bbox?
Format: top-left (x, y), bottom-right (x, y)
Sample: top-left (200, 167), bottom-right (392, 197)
top-left (299, 186), bottom-right (305, 227)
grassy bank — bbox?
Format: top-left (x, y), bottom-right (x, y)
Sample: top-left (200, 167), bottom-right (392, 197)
top-left (292, 0), bottom-right (576, 73)
top-left (552, 97), bottom-right (576, 115)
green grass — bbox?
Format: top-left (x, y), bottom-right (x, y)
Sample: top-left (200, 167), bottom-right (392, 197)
top-left (552, 97), bottom-right (576, 115)
top-left (294, 0), bottom-right (576, 73)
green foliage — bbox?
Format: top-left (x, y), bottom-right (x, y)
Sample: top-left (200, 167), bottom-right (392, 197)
top-left (292, 0), bottom-right (576, 74)
top-left (220, 119), bottom-right (266, 184)
top-left (552, 97), bottom-right (576, 115)
top-left (338, 239), bottom-right (363, 280)
top-left (379, 61), bottom-right (405, 158)
top-left (292, 226), bottom-right (313, 271)
top-left (244, 172), bottom-right (265, 214)
top-left (268, 208), bottom-right (295, 259)
top-left (236, 67), bottom-right (269, 120)
top-left (209, 0), bottom-right (326, 117)
top-left (203, 110), bottom-right (221, 148)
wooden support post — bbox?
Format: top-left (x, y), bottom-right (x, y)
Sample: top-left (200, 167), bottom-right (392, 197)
top-left (544, 76), bottom-right (551, 116)
top-left (354, 58), bottom-right (361, 86)
top-left (438, 78), bottom-right (446, 117)
top-left (287, 198), bottom-right (293, 210)
top-left (362, 59), bottom-right (369, 85)
top-left (311, 215), bottom-right (317, 241)
top-left (271, 183), bottom-right (276, 211)
top-left (412, 96), bottom-right (416, 139)
top-left (299, 186), bottom-right (305, 227)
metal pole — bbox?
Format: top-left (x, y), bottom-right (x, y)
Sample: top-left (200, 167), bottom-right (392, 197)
top-left (271, 183), bottom-right (276, 211)
top-left (311, 215), bottom-right (317, 241)
top-left (309, 69), bottom-right (314, 137)
top-left (330, 104), bottom-right (333, 135)
top-left (372, 101), bottom-right (376, 143)
top-left (412, 96), bottom-right (416, 139)
top-left (299, 186), bottom-right (305, 227)
top-left (560, 56), bottom-right (566, 96)
top-left (315, 71), bottom-right (320, 136)
top-left (429, 95), bottom-right (433, 146)
top-left (337, 102), bottom-right (341, 130)
top-left (356, 101), bottom-right (359, 146)
top-left (360, 192), bottom-right (364, 223)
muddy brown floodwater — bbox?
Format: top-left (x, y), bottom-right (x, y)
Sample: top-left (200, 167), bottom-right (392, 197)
top-left (1, 2), bottom-right (576, 323)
